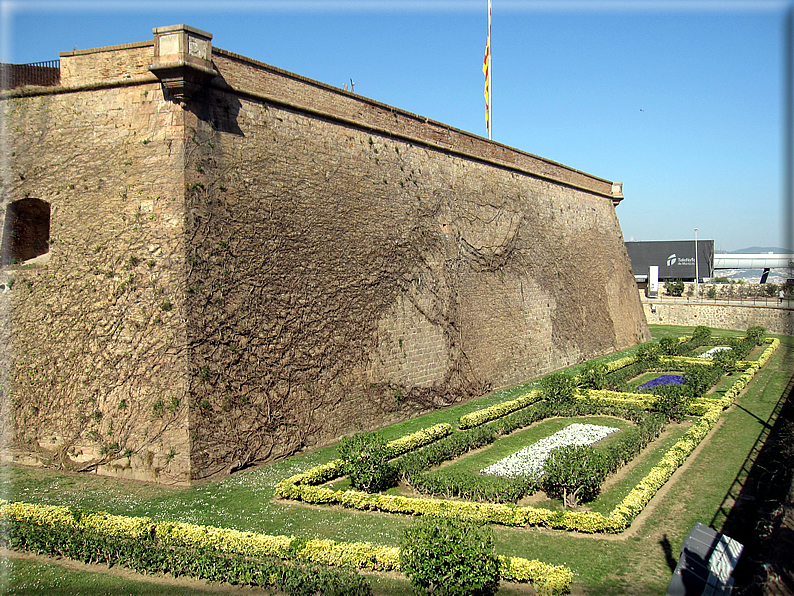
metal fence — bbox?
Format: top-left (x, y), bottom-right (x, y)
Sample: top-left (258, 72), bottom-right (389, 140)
top-left (0, 61), bottom-right (60, 90)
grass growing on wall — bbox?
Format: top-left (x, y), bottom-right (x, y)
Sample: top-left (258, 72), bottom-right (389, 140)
top-left (1, 324), bottom-right (791, 595)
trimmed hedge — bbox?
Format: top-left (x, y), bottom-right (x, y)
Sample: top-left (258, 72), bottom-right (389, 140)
top-left (0, 499), bottom-right (573, 593)
top-left (0, 501), bottom-right (372, 596)
top-left (605, 355), bottom-right (638, 372)
top-left (459, 391), bottom-right (541, 429)
top-left (385, 423), bottom-right (454, 457)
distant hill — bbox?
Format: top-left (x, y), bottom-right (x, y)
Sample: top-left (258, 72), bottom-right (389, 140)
top-left (726, 247), bottom-right (793, 254)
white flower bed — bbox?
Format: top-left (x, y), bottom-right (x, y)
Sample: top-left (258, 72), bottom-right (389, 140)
top-left (480, 423), bottom-right (619, 480)
top-left (698, 346), bottom-right (732, 359)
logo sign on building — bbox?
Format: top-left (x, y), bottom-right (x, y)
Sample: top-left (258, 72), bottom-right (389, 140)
top-left (626, 240), bottom-right (714, 280)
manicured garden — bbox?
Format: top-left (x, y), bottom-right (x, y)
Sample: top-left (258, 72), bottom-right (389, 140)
top-left (1, 324), bottom-right (791, 595)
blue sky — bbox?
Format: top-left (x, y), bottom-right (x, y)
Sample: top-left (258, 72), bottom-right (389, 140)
top-left (2, 0), bottom-right (792, 253)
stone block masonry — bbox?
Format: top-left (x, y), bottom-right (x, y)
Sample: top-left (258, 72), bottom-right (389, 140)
top-left (643, 301), bottom-right (794, 336)
top-left (0, 24), bottom-right (648, 483)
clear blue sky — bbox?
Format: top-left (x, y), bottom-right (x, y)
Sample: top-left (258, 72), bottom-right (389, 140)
top-left (2, 0), bottom-right (792, 253)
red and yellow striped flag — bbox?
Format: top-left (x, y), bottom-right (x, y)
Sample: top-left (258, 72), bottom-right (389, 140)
top-left (483, 0), bottom-right (492, 139)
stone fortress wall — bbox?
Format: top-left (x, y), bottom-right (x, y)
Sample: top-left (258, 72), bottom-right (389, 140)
top-left (0, 25), bottom-right (648, 483)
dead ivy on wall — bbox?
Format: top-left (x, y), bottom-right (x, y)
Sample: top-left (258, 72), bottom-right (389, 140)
top-left (182, 95), bottom-right (500, 478)
top-left (1, 88), bottom-right (191, 482)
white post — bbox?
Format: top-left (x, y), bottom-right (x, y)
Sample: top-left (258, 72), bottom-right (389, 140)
top-left (694, 228), bottom-right (699, 300)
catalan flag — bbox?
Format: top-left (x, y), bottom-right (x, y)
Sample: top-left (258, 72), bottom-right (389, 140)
top-left (483, 0), bottom-right (492, 139)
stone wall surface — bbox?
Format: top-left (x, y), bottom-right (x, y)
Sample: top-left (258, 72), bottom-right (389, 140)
top-left (643, 301), bottom-right (794, 335)
top-left (1, 28), bottom-right (648, 483)
top-left (180, 80), bottom-right (647, 479)
top-left (59, 42), bottom-right (155, 87)
top-left (1, 82), bottom-right (193, 482)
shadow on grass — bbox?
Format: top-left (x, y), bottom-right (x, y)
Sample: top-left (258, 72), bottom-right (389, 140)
top-left (659, 534), bottom-right (678, 573)
top-left (713, 371), bottom-right (794, 593)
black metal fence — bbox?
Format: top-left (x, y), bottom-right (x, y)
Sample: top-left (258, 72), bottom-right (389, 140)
top-left (0, 61), bottom-right (60, 90)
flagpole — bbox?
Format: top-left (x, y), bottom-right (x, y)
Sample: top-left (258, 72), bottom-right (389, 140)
top-left (482, 0), bottom-right (493, 140)
top-left (486, 0), bottom-right (492, 140)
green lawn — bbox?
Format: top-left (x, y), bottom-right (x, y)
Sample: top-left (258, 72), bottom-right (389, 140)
top-left (0, 555), bottom-right (268, 596)
top-left (1, 324), bottom-right (791, 596)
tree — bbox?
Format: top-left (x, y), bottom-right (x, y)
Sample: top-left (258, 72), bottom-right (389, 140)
top-left (337, 432), bottom-right (395, 493)
top-left (651, 384), bottom-right (691, 422)
top-left (711, 348), bottom-right (738, 373)
top-left (400, 517), bottom-right (501, 596)
top-left (541, 444), bottom-right (608, 508)
top-left (635, 342), bottom-right (661, 364)
top-left (577, 361), bottom-right (608, 390)
top-left (539, 371), bottom-right (577, 404)
top-left (692, 326), bottom-right (712, 344)
top-left (746, 326), bottom-right (766, 346)
top-left (763, 283), bottom-right (779, 298)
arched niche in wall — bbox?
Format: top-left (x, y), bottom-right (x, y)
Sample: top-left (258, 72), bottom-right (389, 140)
top-left (1, 198), bottom-right (51, 266)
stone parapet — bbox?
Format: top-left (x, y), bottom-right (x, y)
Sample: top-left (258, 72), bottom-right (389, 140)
top-left (208, 47), bottom-right (622, 204)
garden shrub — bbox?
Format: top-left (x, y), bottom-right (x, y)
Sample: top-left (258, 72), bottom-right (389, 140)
top-left (711, 348), bottom-right (738, 372)
top-left (691, 325), bottom-right (712, 346)
top-left (664, 279), bottom-right (684, 296)
top-left (338, 432), bottom-right (396, 493)
top-left (726, 336), bottom-right (754, 360)
top-left (541, 445), bottom-right (608, 508)
top-left (600, 413), bottom-right (665, 471)
top-left (659, 336), bottom-right (683, 356)
top-left (577, 361), bottom-right (608, 390)
top-left (400, 517), bottom-right (501, 596)
top-left (539, 371), bottom-right (577, 404)
top-left (746, 325), bottom-right (766, 346)
top-left (650, 384), bottom-right (691, 422)
top-left (681, 363), bottom-right (720, 397)
top-left (635, 342), bottom-right (661, 364)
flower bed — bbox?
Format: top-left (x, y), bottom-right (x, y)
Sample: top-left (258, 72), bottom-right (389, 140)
top-left (698, 346), bottom-right (732, 359)
top-left (481, 424), bottom-right (619, 480)
top-left (637, 375), bottom-right (684, 391)
top-left (276, 334), bottom-right (780, 536)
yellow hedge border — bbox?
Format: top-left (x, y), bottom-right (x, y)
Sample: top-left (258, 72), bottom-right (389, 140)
top-left (0, 499), bottom-right (568, 590)
top-left (605, 355), bottom-right (638, 373)
top-left (458, 390), bottom-right (541, 429)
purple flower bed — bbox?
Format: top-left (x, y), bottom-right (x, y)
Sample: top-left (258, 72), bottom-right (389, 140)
top-left (638, 374), bottom-right (685, 390)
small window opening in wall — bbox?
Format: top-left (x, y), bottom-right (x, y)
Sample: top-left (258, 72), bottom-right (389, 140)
top-left (1, 198), bottom-right (51, 266)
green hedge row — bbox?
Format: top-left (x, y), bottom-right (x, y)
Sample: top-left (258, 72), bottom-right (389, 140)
top-left (0, 501), bottom-right (372, 596)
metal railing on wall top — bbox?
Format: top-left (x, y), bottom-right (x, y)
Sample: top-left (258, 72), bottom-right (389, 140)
top-left (0, 60), bottom-right (60, 90)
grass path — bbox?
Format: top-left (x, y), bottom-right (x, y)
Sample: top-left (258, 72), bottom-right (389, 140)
top-left (1, 324), bottom-right (791, 595)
